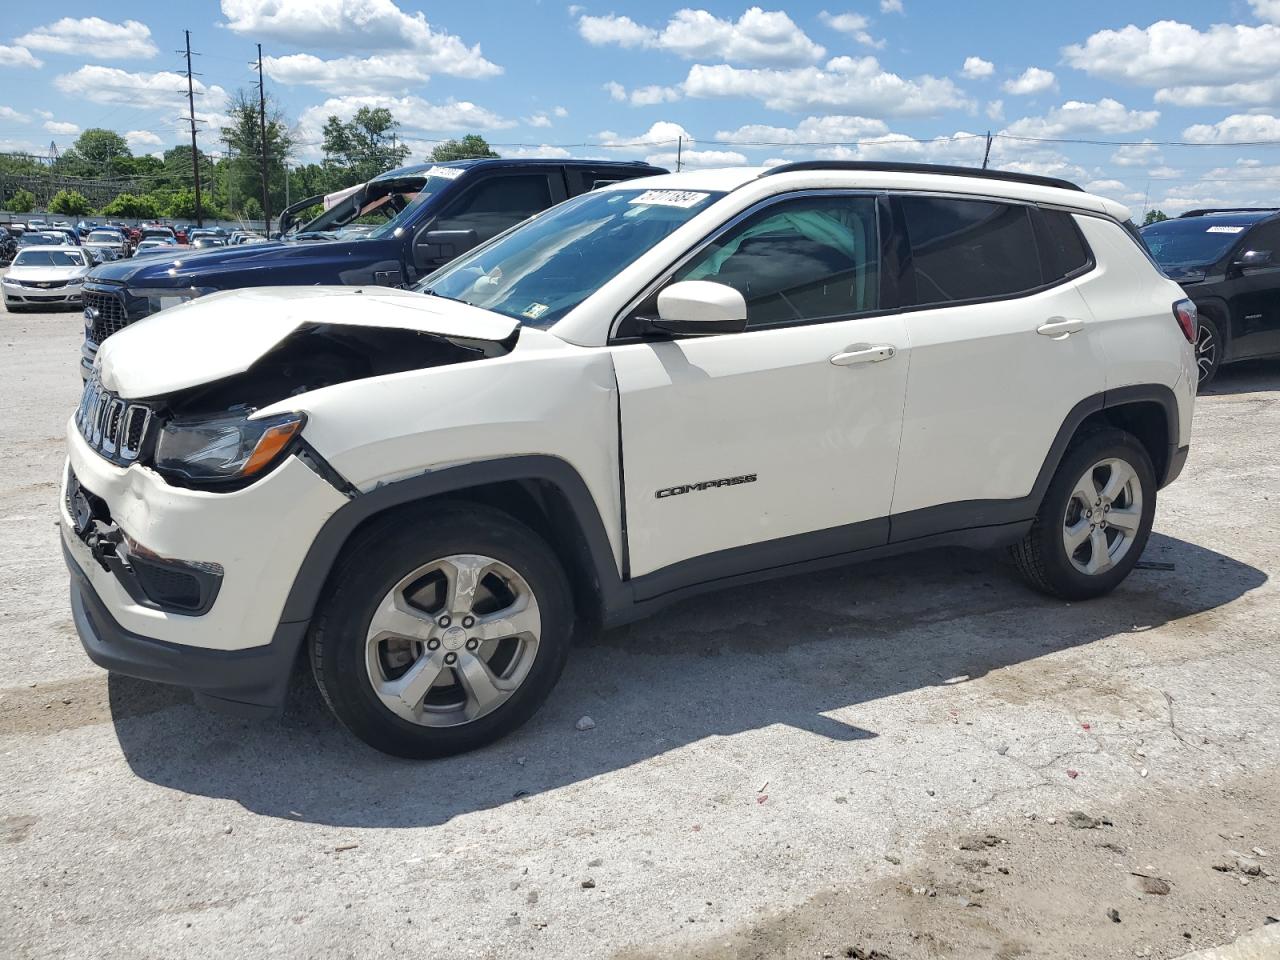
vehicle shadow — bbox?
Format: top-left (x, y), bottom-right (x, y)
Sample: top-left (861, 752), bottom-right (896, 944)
top-left (1201, 357), bottom-right (1280, 396)
top-left (108, 532), bottom-right (1266, 827)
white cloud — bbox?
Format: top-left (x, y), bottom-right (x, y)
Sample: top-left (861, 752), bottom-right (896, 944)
top-left (224, 0), bottom-right (500, 94)
top-left (0, 106), bottom-right (30, 123)
top-left (1252, 0), bottom-right (1280, 23)
top-left (125, 129), bottom-right (163, 149)
top-left (1110, 141), bottom-right (1162, 167)
top-left (961, 56), bottom-right (994, 79)
top-left (818, 11), bottom-right (883, 48)
top-left (880, 0), bottom-right (904, 12)
top-left (1182, 113), bottom-right (1280, 143)
top-left (524, 113), bottom-right (552, 128)
top-left (265, 48), bottom-right (500, 96)
top-left (985, 99), bottom-right (1004, 121)
top-left (15, 18), bottom-right (158, 60)
top-left (34, 109), bottom-right (53, 119)
top-left (553, 106), bottom-right (569, 118)
top-left (295, 93), bottom-right (513, 159)
top-left (646, 147), bottom-right (749, 168)
top-left (1003, 98), bottom-right (1159, 138)
top-left (1063, 19), bottom-right (1280, 96)
top-left (53, 66), bottom-right (229, 115)
top-left (683, 57), bottom-right (970, 115)
top-left (0, 45), bottom-right (43, 69)
top-left (1155, 76), bottom-right (1280, 108)
top-left (1002, 67), bottom-right (1057, 95)
top-left (715, 115), bottom-right (889, 144)
top-left (43, 120), bottom-right (79, 135)
top-left (603, 80), bottom-right (680, 106)
top-left (578, 8), bottom-right (826, 66)
top-left (593, 120), bottom-right (746, 167)
top-left (503, 144), bottom-right (573, 159)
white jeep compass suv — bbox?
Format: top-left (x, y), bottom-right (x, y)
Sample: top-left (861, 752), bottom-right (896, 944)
top-left (62, 162), bottom-right (1197, 757)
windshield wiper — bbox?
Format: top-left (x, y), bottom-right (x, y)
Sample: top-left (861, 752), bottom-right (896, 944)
top-left (420, 287), bottom-right (471, 306)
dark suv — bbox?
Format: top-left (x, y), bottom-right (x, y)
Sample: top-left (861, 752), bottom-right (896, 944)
top-left (1142, 208), bottom-right (1280, 386)
top-left (79, 158), bottom-right (665, 377)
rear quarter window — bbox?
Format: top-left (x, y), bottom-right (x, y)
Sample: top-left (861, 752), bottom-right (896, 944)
top-left (1035, 209), bottom-right (1093, 281)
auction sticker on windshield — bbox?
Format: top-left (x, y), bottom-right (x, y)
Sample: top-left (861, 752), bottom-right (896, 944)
top-left (426, 165), bottom-right (464, 181)
top-left (1206, 226), bottom-right (1245, 234)
top-left (628, 190), bottom-right (711, 208)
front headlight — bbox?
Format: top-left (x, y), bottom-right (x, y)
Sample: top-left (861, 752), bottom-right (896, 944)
top-left (67, 276), bottom-right (85, 285)
top-left (154, 411), bottom-right (306, 484)
top-left (127, 285), bottom-right (217, 314)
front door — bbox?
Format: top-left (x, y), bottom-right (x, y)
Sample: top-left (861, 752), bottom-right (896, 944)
top-left (1226, 221), bottom-right (1280, 360)
top-left (611, 193), bottom-right (910, 584)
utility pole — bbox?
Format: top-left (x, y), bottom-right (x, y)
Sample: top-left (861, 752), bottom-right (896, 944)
top-left (255, 43), bottom-right (271, 234)
top-left (182, 30), bottom-right (203, 226)
top-left (981, 130), bottom-right (993, 170)
top-left (676, 135), bottom-right (682, 172)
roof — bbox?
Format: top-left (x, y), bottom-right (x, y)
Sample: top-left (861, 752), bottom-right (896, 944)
top-left (763, 160), bottom-right (1083, 192)
top-left (600, 167), bottom-right (766, 193)
top-left (1176, 208), bottom-right (1278, 221)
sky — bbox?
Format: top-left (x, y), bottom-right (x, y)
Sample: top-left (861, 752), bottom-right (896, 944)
top-left (2, 0), bottom-right (1280, 215)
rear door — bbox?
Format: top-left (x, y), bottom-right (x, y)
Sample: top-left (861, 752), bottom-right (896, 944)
top-left (412, 171), bottom-right (566, 276)
top-left (611, 192), bottom-right (910, 584)
top-left (888, 195), bottom-right (1106, 537)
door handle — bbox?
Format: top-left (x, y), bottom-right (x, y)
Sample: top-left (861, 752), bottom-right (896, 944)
top-left (830, 343), bottom-right (897, 366)
top-left (1036, 317), bottom-right (1085, 338)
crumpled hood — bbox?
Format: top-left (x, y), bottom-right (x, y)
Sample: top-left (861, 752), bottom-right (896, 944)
top-left (97, 285), bottom-right (521, 399)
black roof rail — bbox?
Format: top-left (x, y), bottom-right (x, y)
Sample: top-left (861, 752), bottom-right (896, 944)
top-left (760, 160), bottom-right (1084, 193)
top-left (1177, 207), bottom-right (1280, 218)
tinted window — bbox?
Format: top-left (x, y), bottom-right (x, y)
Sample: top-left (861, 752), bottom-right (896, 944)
top-left (1036, 210), bottom-right (1091, 280)
top-left (672, 195), bottom-right (880, 329)
top-left (434, 175), bottom-right (554, 243)
top-left (900, 196), bottom-right (1042, 306)
top-left (1245, 221), bottom-right (1280, 258)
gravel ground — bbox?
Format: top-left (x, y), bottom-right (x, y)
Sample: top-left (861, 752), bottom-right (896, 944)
top-left (2, 287), bottom-right (1278, 959)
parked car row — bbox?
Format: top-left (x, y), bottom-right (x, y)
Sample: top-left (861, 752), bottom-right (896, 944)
top-left (63, 160), bottom-right (1199, 758)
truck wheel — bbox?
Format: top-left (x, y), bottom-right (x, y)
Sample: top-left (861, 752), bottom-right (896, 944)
top-left (310, 503), bottom-right (574, 758)
top-left (1009, 428), bottom-right (1156, 601)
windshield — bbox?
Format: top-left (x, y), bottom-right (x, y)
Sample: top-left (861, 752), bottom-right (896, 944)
top-left (19, 233), bottom-right (63, 246)
top-left (1141, 218), bottom-right (1253, 268)
top-left (87, 231), bottom-right (119, 243)
top-left (15, 249), bottom-right (85, 267)
top-left (417, 187), bottom-right (725, 328)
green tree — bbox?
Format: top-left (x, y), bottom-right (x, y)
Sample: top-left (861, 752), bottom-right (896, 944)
top-left (49, 189), bottom-right (93, 215)
top-left (322, 107), bottom-right (411, 189)
top-left (1143, 209), bottom-right (1169, 225)
top-left (57, 129), bottom-right (133, 178)
top-left (220, 90), bottom-right (294, 227)
top-left (429, 134), bottom-right (499, 162)
top-left (100, 193), bottom-right (162, 220)
top-left (8, 188), bottom-right (36, 213)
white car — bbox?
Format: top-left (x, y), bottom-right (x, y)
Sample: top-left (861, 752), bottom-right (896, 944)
top-left (61, 162), bottom-right (1197, 757)
top-left (83, 229), bottom-right (130, 263)
top-left (3, 245), bottom-right (91, 311)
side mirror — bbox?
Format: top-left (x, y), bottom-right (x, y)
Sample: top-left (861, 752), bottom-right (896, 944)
top-left (1234, 249), bottom-right (1274, 271)
top-left (415, 228), bottom-right (479, 269)
top-left (650, 280), bottom-right (748, 336)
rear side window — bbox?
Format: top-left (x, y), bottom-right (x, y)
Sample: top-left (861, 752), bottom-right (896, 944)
top-left (434, 175), bottom-right (554, 243)
top-left (899, 196), bottom-right (1042, 306)
top-left (1035, 209), bottom-right (1092, 281)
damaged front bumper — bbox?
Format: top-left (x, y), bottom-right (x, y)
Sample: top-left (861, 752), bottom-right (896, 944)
top-left (60, 419), bottom-right (349, 714)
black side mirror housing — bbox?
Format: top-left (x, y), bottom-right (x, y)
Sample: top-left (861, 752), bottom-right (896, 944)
top-left (414, 229), bottom-right (478, 269)
top-left (1234, 249), bottom-right (1274, 271)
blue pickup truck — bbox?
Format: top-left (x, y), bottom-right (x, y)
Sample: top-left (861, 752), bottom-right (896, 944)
top-left (79, 157), bottom-right (664, 377)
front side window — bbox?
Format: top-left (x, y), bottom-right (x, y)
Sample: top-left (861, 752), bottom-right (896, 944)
top-left (1243, 222), bottom-right (1280, 259)
top-left (670, 195), bottom-right (880, 329)
top-left (900, 196), bottom-right (1042, 306)
top-left (431, 175), bottom-right (555, 244)
top-left (418, 187), bottom-right (724, 328)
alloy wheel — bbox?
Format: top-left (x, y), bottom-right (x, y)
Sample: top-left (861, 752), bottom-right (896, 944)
top-left (364, 554), bottom-right (541, 727)
top-left (1195, 322), bottom-right (1217, 385)
top-left (1062, 457), bottom-right (1144, 576)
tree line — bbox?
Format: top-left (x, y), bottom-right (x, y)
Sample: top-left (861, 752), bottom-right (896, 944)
top-left (0, 90), bottom-right (499, 222)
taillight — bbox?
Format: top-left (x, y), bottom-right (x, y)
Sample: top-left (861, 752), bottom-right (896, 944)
top-left (1173, 299), bottom-right (1198, 343)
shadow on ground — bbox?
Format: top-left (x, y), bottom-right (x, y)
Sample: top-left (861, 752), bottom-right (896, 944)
top-left (108, 532), bottom-right (1266, 827)
top-left (1200, 357), bottom-right (1280, 397)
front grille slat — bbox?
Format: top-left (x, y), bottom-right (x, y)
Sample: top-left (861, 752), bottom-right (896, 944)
top-left (82, 286), bottom-right (131, 344)
top-left (75, 372), bottom-right (155, 465)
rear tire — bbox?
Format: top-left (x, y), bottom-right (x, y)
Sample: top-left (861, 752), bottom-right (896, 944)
top-left (1195, 314), bottom-right (1222, 388)
top-left (1010, 428), bottom-right (1156, 600)
top-left (309, 503), bottom-right (574, 759)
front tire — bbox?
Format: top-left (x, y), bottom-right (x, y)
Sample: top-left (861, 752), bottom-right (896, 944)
top-left (310, 503), bottom-right (575, 758)
top-left (1010, 428), bottom-right (1156, 600)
